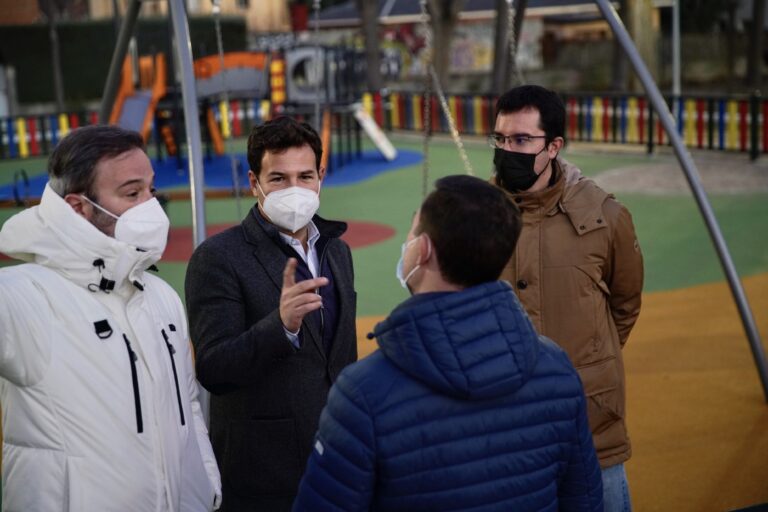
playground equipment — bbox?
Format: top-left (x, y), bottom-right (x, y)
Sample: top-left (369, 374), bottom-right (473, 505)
top-left (193, 51), bottom-right (270, 157)
top-left (157, 42), bottom-right (373, 164)
top-left (281, 43), bottom-right (396, 165)
top-left (353, 105), bottom-right (396, 161)
top-left (107, 47), bottom-right (247, 160)
top-left (194, 52), bottom-right (270, 100)
top-left (98, 0), bottom-right (381, 250)
top-left (108, 53), bottom-right (167, 143)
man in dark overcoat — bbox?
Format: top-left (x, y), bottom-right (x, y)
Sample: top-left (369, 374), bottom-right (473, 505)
top-left (185, 116), bottom-right (357, 511)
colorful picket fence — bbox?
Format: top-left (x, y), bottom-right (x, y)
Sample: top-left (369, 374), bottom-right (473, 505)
top-left (207, 99), bottom-right (273, 139)
top-left (0, 111), bottom-right (98, 159)
top-left (561, 94), bottom-right (766, 154)
top-left (361, 92), bottom-right (496, 136)
top-left (360, 92), bottom-right (767, 158)
top-left (1, 93), bottom-right (766, 160)
top-left (0, 101), bottom-right (274, 160)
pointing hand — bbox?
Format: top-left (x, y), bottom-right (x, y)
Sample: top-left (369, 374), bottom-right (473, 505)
top-left (280, 258), bottom-right (327, 333)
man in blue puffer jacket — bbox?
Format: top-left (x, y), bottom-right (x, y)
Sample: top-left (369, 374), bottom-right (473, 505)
top-left (293, 175), bottom-right (603, 511)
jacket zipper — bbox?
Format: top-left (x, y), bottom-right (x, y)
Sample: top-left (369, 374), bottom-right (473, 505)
top-left (162, 329), bottom-right (186, 426)
top-left (122, 334), bottom-right (143, 433)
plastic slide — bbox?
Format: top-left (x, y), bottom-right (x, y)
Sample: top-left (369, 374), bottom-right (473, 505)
top-left (109, 54), bottom-right (166, 142)
top-left (353, 103), bottom-right (397, 161)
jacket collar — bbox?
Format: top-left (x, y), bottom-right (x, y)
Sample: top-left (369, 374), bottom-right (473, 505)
top-left (558, 159), bottom-right (611, 235)
top-left (497, 157), bottom-right (610, 235)
top-left (502, 159), bottom-right (566, 215)
top-left (0, 184), bottom-right (157, 294)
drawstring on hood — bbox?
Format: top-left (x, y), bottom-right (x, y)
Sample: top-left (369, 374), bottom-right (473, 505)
top-left (89, 258), bottom-right (116, 293)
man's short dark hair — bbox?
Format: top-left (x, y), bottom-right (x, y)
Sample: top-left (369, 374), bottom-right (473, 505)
top-left (247, 116), bottom-right (323, 176)
top-left (48, 125), bottom-right (144, 199)
top-left (416, 175), bottom-right (522, 288)
top-left (496, 85), bottom-right (566, 143)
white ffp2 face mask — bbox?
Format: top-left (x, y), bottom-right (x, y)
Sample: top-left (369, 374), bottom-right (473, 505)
top-left (257, 182), bottom-right (321, 233)
top-left (81, 196), bottom-right (170, 255)
top-left (395, 235), bottom-right (431, 293)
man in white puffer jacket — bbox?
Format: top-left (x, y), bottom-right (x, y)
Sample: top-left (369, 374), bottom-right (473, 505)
top-left (0, 125), bottom-right (221, 511)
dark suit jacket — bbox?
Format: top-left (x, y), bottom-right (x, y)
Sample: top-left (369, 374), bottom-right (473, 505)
top-left (185, 207), bottom-right (357, 511)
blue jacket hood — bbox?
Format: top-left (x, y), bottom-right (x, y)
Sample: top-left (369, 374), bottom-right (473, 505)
top-left (372, 281), bottom-right (541, 400)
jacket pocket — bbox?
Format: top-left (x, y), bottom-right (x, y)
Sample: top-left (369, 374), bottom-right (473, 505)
top-left (577, 357), bottom-right (622, 435)
top-left (576, 263), bottom-right (610, 297)
top-left (223, 418), bottom-right (302, 498)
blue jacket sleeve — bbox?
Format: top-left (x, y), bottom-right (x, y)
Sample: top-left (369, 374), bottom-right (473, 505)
top-left (558, 390), bottom-right (604, 511)
top-left (293, 369), bottom-right (375, 511)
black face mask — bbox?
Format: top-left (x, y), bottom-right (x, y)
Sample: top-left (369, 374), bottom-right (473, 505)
top-left (493, 146), bottom-right (548, 192)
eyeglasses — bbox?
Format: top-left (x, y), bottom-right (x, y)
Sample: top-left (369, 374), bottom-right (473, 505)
top-left (488, 133), bottom-right (548, 149)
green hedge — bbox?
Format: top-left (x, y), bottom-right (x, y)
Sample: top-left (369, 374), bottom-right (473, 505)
top-left (0, 16), bottom-right (246, 106)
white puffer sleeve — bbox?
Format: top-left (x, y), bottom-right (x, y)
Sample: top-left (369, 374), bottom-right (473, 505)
top-left (0, 268), bottom-right (53, 387)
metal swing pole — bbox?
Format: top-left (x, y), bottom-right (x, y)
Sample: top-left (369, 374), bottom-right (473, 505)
top-left (167, 0), bottom-right (211, 426)
top-left (419, 0), bottom-right (432, 198)
top-left (594, 0), bottom-right (768, 402)
top-left (168, 0), bottom-right (207, 248)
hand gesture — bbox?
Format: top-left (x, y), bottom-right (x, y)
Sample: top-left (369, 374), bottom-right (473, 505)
top-left (280, 258), bottom-right (328, 333)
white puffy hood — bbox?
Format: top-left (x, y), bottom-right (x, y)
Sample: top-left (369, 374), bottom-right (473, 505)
top-left (0, 183), bottom-right (161, 292)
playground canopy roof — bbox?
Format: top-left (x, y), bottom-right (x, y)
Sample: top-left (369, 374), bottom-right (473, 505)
top-left (312, 0), bottom-right (608, 28)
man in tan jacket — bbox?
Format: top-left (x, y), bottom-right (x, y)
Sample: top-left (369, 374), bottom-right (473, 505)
top-left (489, 85), bottom-right (643, 512)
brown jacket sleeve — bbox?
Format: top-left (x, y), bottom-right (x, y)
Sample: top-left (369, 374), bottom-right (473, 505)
top-left (604, 199), bottom-right (644, 346)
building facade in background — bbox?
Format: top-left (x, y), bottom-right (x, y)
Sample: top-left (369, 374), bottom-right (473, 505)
top-left (87, 0), bottom-right (290, 32)
top-left (0, 0), bottom-right (40, 25)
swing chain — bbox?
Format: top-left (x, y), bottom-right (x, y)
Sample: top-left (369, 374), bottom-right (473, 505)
top-left (418, 0), bottom-right (474, 182)
top-left (430, 67), bottom-right (474, 176)
top-left (212, 0), bottom-right (229, 105)
top-left (506, 0), bottom-right (524, 86)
